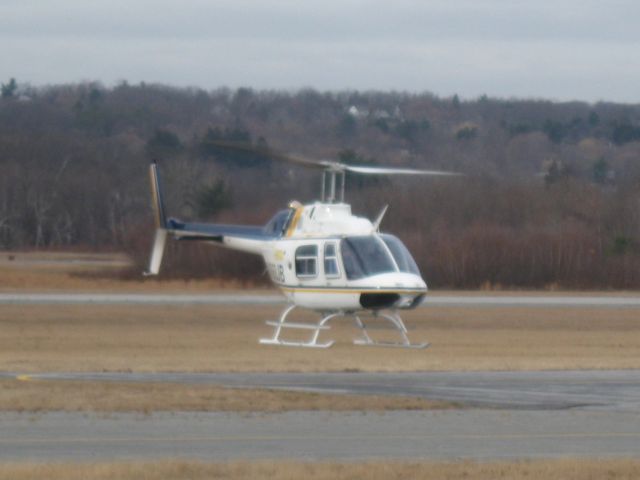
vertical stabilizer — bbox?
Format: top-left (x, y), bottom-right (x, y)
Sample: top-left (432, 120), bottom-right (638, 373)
top-left (145, 161), bottom-right (168, 275)
top-left (146, 228), bottom-right (167, 275)
top-left (149, 161), bottom-right (167, 229)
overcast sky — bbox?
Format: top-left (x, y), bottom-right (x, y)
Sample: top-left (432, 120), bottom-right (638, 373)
top-left (1, 0), bottom-right (639, 102)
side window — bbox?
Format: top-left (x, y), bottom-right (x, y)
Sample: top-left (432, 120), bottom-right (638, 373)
top-left (295, 245), bottom-right (317, 278)
top-left (324, 243), bottom-right (340, 278)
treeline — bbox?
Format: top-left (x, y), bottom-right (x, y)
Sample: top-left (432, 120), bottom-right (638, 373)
top-left (0, 80), bottom-right (639, 288)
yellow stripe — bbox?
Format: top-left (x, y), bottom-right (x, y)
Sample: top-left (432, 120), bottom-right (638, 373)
top-left (285, 207), bottom-right (303, 237)
top-left (279, 287), bottom-right (425, 295)
top-left (16, 374), bottom-right (32, 382)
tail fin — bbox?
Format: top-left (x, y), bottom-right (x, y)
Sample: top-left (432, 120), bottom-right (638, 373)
top-left (145, 161), bottom-right (168, 276)
top-left (149, 161), bottom-right (167, 229)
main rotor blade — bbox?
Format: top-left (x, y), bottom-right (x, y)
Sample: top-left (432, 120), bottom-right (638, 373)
top-left (260, 149), bottom-right (327, 169)
top-left (205, 141), bottom-right (326, 169)
top-left (207, 141), bottom-right (463, 176)
top-left (342, 165), bottom-right (463, 176)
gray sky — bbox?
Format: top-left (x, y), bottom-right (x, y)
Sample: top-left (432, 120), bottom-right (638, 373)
top-left (1, 0), bottom-right (639, 102)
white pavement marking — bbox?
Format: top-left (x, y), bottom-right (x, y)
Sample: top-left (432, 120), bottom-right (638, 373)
top-left (0, 293), bottom-right (283, 305)
top-left (424, 296), bottom-right (640, 307)
top-left (1, 293), bottom-right (640, 307)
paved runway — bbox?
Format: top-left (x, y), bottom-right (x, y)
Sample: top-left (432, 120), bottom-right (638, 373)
top-left (1, 292), bottom-right (640, 307)
top-left (3, 410), bottom-right (640, 462)
top-left (2, 370), bottom-right (640, 461)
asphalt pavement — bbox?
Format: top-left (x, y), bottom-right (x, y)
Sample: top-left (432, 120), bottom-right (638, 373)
top-left (2, 369), bottom-right (640, 461)
top-left (3, 410), bottom-right (640, 462)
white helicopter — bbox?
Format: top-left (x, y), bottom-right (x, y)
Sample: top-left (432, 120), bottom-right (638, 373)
top-left (146, 146), bottom-right (459, 348)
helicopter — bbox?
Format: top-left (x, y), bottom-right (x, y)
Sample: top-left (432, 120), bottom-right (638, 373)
top-left (145, 146), bottom-right (460, 348)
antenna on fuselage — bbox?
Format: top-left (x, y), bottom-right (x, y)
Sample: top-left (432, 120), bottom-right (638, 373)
top-left (372, 204), bottom-right (389, 231)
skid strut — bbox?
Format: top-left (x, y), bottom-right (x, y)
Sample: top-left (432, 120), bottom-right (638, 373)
top-left (259, 305), bottom-right (428, 349)
top-left (259, 305), bottom-right (334, 348)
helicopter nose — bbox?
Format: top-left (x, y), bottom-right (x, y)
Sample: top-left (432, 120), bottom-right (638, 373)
top-left (387, 272), bottom-right (427, 291)
top-left (358, 273), bottom-right (427, 310)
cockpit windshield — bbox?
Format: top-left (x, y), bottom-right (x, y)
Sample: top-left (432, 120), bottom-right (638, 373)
top-left (380, 234), bottom-right (421, 275)
top-left (263, 210), bottom-right (291, 236)
top-left (340, 236), bottom-right (395, 280)
top-left (340, 235), bottom-right (420, 280)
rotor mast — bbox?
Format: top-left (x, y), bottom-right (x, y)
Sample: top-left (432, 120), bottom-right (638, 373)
top-left (321, 167), bottom-right (346, 203)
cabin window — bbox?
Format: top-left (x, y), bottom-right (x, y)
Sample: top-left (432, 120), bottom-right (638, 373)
top-left (324, 243), bottom-right (340, 278)
top-left (295, 245), bottom-right (317, 278)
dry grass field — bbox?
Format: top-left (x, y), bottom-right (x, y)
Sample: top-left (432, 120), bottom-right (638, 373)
top-left (1, 303), bottom-right (639, 373)
top-left (0, 251), bottom-right (259, 292)
top-left (1, 459), bottom-right (639, 480)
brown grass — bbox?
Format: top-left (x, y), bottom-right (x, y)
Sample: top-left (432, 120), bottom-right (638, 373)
top-left (0, 251), bottom-right (264, 292)
top-left (0, 378), bottom-right (453, 413)
top-left (1, 459), bottom-right (640, 480)
top-left (0, 265), bottom-right (254, 293)
top-left (1, 304), bottom-right (640, 373)
top-left (2, 250), bottom-right (640, 373)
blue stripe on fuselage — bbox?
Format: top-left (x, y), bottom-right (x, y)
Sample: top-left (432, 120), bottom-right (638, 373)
top-left (168, 218), bottom-right (278, 241)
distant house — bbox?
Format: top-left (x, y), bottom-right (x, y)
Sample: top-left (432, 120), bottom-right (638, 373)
top-left (347, 105), bottom-right (369, 118)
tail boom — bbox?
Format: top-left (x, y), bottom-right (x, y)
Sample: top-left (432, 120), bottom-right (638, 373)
top-left (144, 162), bottom-right (271, 276)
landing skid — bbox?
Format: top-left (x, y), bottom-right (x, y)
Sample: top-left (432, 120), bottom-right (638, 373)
top-left (259, 305), bottom-right (428, 349)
